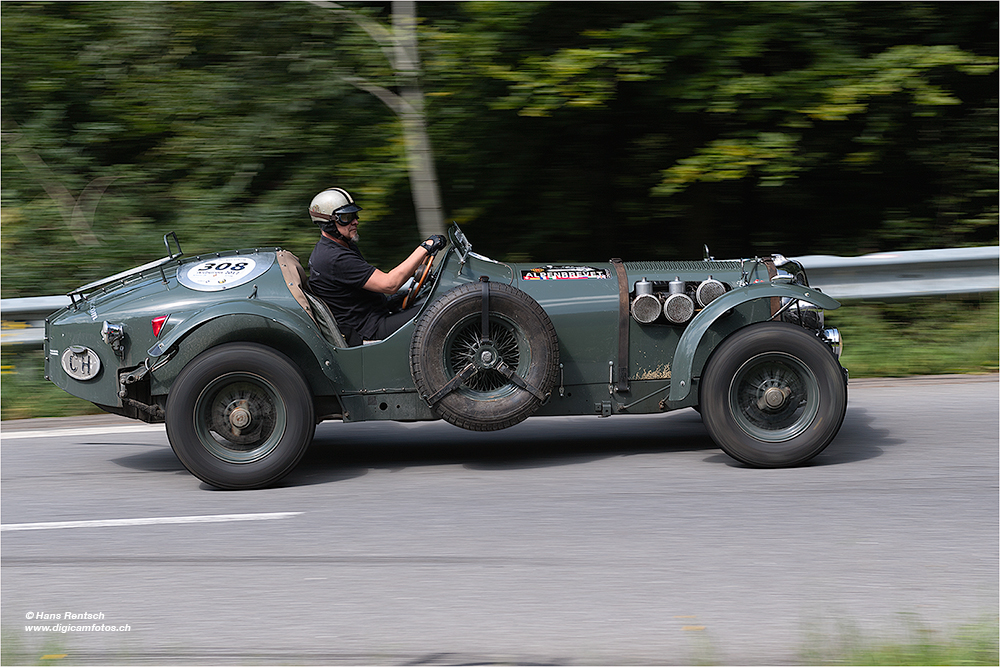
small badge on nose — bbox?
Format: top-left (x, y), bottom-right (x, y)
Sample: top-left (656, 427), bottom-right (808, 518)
top-left (61, 346), bottom-right (101, 381)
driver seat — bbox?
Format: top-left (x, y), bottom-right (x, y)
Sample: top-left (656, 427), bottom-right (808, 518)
top-left (276, 250), bottom-right (351, 348)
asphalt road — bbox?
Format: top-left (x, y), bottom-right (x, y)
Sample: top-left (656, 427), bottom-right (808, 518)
top-left (2, 375), bottom-right (997, 665)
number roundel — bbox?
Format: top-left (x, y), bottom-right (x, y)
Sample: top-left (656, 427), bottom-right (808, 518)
top-left (177, 253), bottom-right (275, 291)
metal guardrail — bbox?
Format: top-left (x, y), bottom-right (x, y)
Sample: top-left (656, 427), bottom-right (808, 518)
top-left (2, 246), bottom-right (998, 348)
top-left (1, 296), bottom-right (72, 348)
top-left (793, 245), bottom-right (1000, 300)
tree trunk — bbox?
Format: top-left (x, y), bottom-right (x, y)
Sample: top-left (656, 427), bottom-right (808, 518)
top-left (393, 1), bottom-right (444, 238)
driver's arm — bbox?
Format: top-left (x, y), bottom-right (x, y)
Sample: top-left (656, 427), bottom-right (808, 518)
top-left (362, 245), bottom-right (432, 295)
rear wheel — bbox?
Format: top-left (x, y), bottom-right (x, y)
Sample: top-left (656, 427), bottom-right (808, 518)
top-left (700, 323), bottom-right (846, 467)
top-left (165, 343), bottom-right (315, 489)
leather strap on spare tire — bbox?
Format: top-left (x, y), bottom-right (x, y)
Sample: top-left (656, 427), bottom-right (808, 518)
top-left (409, 281), bottom-right (560, 432)
top-left (761, 257), bottom-right (781, 316)
top-left (610, 258), bottom-right (630, 394)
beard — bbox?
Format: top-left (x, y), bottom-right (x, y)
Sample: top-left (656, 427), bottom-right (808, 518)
top-left (331, 224), bottom-right (360, 243)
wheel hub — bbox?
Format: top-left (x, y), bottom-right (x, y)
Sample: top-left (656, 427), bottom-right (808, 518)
top-left (447, 316), bottom-right (523, 394)
top-left (205, 382), bottom-right (278, 447)
top-left (760, 385), bottom-right (792, 410)
top-left (228, 401), bottom-right (253, 429)
top-left (473, 344), bottom-right (500, 369)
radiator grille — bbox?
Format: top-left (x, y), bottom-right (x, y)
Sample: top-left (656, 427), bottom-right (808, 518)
top-left (624, 260), bottom-right (742, 273)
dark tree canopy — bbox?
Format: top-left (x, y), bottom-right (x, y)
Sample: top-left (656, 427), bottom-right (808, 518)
top-left (2, 1), bottom-right (996, 297)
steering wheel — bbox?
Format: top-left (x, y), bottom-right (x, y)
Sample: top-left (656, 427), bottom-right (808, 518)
top-left (402, 252), bottom-right (435, 310)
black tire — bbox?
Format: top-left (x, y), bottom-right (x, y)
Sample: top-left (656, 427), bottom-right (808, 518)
top-left (410, 282), bottom-right (559, 431)
top-left (165, 343), bottom-right (315, 489)
top-left (700, 322), bottom-right (846, 467)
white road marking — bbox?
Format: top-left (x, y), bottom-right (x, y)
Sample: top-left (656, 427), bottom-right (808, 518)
top-left (1, 512), bottom-right (303, 532)
top-left (0, 424), bottom-right (165, 441)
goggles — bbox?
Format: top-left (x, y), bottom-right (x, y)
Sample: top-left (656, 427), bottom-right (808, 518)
top-left (336, 212), bottom-right (359, 224)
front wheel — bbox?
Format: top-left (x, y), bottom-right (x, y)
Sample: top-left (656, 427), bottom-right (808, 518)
top-left (165, 343), bottom-right (315, 489)
top-left (700, 323), bottom-right (846, 467)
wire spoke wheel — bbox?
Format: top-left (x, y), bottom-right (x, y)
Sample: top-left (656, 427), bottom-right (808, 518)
top-left (446, 316), bottom-right (526, 396)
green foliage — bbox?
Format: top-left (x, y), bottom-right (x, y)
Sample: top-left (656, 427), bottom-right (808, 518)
top-left (0, 349), bottom-right (105, 420)
top-left (2, 1), bottom-right (997, 297)
top-left (826, 294), bottom-right (999, 377)
top-left (420, 1), bottom-right (997, 261)
top-left (1, 628), bottom-right (70, 666)
top-left (802, 615), bottom-right (999, 666)
top-left (655, 132), bottom-right (803, 195)
top-left (1, 1), bottom-right (420, 297)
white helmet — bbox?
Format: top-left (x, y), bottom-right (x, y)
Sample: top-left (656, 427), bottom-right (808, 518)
top-left (309, 187), bottom-right (362, 229)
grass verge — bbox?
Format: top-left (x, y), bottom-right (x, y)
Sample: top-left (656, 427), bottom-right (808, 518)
top-left (3, 616), bottom-right (997, 665)
top-left (1, 629), bottom-right (69, 666)
top-left (802, 614), bottom-right (999, 666)
top-left (1, 348), bottom-right (105, 421)
top-left (827, 293), bottom-right (998, 377)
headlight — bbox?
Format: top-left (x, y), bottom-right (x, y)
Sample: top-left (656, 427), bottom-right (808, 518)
top-left (821, 328), bottom-right (843, 359)
top-left (101, 321), bottom-right (126, 357)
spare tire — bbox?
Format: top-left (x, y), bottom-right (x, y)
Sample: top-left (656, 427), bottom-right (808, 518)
top-left (410, 281), bottom-right (559, 431)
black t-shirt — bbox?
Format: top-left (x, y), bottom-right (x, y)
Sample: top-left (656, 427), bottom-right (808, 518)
top-left (308, 236), bottom-right (387, 340)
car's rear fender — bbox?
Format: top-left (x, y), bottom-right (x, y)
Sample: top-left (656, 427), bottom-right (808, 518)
top-left (146, 302), bottom-right (343, 406)
top-left (668, 283), bottom-right (840, 403)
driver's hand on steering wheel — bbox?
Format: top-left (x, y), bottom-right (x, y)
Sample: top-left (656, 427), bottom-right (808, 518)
top-left (421, 235), bottom-right (447, 255)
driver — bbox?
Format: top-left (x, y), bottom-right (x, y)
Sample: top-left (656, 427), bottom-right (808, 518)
top-left (307, 187), bottom-right (446, 346)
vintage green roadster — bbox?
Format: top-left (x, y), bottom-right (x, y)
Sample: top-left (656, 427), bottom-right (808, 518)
top-left (46, 225), bottom-right (846, 489)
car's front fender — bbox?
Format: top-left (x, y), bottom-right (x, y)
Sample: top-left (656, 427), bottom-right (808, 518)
top-left (669, 283), bottom-right (840, 402)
